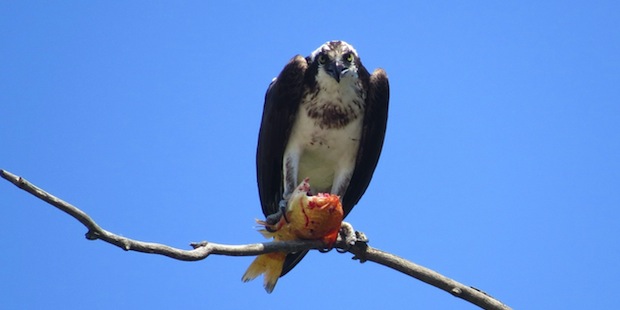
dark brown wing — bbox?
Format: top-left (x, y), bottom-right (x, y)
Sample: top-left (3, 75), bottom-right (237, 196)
top-left (256, 55), bottom-right (308, 217)
top-left (341, 68), bottom-right (390, 217)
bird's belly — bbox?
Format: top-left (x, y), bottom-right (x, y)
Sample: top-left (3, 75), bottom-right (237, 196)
top-left (298, 150), bottom-right (337, 193)
top-left (295, 121), bottom-right (362, 194)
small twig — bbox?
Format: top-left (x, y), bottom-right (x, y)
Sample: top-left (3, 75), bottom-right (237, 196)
top-left (1, 169), bottom-right (511, 310)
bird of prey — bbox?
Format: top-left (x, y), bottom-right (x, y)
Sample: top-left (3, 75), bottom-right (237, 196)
top-left (256, 40), bottom-right (389, 277)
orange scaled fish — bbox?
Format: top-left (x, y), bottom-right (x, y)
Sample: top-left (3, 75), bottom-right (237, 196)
top-left (242, 178), bottom-right (344, 293)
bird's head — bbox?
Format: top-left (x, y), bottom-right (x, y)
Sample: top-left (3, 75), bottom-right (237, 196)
top-left (309, 40), bottom-right (360, 83)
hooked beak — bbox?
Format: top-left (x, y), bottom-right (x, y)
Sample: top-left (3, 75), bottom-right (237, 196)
top-left (325, 61), bottom-right (345, 83)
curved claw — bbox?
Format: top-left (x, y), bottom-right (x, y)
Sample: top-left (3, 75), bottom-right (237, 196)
top-left (265, 203), bottom-right (289, 227)
top-left (265, 211), bottom-right (282, 225)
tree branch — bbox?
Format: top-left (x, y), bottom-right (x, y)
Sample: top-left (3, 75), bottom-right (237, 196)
top-left (1, 169), bottom-right (511, 310)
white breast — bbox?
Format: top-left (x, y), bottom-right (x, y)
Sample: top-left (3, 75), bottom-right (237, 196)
top-left (284, 77), bottom-right (364, 194)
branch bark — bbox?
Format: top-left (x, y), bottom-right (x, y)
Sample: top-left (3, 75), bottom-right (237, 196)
top-left (1, 169), bottom-right (510, 310)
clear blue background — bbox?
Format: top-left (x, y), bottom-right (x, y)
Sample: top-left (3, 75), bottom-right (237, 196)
top-left (2, 2), bottom-right (619, 309)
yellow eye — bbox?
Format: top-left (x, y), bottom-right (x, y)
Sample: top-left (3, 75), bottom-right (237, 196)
top-left (345, 53), bottom-right (354, 63)
top-left (318, 54), bottom-right (327, 64)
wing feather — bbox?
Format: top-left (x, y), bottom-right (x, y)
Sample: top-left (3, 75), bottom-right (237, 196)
top-left (256, 56), bottom-right (308, 217)
top-left (341, 68), bottom-right (390, 216)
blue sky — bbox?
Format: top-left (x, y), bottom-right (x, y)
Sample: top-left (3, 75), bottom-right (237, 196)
top-left (1, 2), bottom-right (619, 309)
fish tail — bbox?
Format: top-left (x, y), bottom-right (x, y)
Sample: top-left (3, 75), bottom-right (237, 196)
top-left (241, 252), bottom-right (287, 293)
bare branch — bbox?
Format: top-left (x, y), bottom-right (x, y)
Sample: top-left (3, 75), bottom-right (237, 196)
top-left (1, 169), bottom-right (511, 310)
top-left (0, 169), bottom-right (327, 260)
top-left (346, 243), bottom-right (510, 309)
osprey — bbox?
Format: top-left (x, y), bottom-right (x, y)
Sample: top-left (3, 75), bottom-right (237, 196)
top-left (256, 40), bottom-right (389, 276)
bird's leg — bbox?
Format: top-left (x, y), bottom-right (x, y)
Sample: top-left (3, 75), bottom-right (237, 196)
top-left (266, 152), bottom-right (299, 227)
top-left (330, 165), bottom-right (354, 197)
